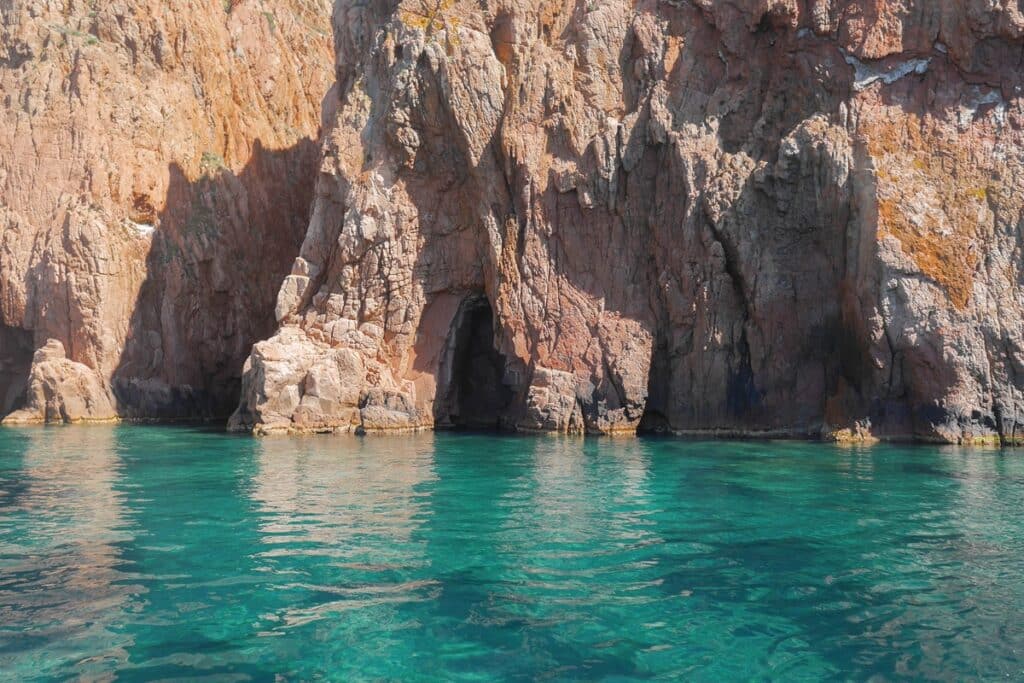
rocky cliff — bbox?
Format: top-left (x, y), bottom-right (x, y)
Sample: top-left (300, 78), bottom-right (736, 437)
top-left (0, 0), bottom-right (334, 422)
top-left (230, 0), bottom-right (1024, 444)
top-left (3, 0), bottom-right (1022, 444)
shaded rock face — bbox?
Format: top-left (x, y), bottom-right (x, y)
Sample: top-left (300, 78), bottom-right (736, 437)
top-left (0, 322), bottom-right (33, 417)
top-left (0, 0), bottom-right (335, 422)
top-left (234, 0), bottom-right (1024, 444)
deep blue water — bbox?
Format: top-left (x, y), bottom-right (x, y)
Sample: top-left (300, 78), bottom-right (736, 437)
top-left (1, 426), bottom-right (1023, 680)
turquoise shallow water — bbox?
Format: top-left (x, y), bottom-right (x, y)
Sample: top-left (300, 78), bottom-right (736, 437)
top-left (1, 427), bottom-right (1023, 681)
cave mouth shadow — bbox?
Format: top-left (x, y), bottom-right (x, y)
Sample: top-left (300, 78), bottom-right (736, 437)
top-left (434, 294), bottom-right (514, 432)
top-left (0, 322), bottom-right (33, 418)
top-left (637, 408), bottom-right (672, 435)
top-left (636, 339), bottom-right (672, 436)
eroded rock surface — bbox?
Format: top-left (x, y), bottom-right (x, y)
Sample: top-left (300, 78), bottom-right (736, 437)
top-left (3, 339), bottom-right (116, 424)
top-left (233, 0), bottom-right (1024, 443)
top-left (0, 0), bottom-right (334, 423)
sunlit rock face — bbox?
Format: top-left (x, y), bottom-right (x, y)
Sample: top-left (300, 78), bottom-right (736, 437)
top-left (3, 0), bottom-right (1020, 442)
top-left (3, 339), bottom-right (117, 424)
top-left (0, 0), bottom-right (335, 422)
top-left (232, 0), bottom-right (1024, 443)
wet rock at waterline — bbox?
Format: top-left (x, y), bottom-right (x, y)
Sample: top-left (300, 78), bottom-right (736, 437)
top-left (2, 340), bottom-right (117, 425)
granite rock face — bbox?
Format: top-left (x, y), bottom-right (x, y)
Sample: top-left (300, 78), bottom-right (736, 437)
top-left (233, 0), bottom-right (1024, 443)
top-left (0, 0), bottom-right (334, 423)
top-left (3, 339), bottom-right (116, 424)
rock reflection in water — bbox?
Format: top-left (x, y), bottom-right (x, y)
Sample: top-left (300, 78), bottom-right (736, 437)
top-left (248, 434), bottom-right (438, 636)
top-left (0, 427), bottom-right (135, 679)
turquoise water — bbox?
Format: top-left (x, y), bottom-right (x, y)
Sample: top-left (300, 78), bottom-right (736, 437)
top-left (1, 428), bottom-right (1023, 681)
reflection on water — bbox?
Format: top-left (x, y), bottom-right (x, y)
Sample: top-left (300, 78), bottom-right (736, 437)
top-left (250, 435), bottom-right (438, 643)
top-left (0, 427), bottom-right (134, 679)
top-left (251, 434), bottom-right (437, 548)
top-left (0, 427), bottom-right (1023, 680)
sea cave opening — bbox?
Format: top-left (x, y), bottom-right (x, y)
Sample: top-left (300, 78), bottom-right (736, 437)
top-left (0, 323), bottom-right (34, 419)
top-left (438, 296), bottom-right (513, 430)
top-left (636, 341), bottom-right (672, 436)
top-left (637, 407), bottom-right (672, 435)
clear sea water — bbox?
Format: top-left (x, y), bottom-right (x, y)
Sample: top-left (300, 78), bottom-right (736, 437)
top-left (1, 427), bottom-right (1023, 681)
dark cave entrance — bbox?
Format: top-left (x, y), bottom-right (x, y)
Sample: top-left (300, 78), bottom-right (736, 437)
top-left (0, 323), bottom-right (33, 418)
top-left (437, 296), bottom-right (513, 430)
top-left (638, 406), bottom-right (672, 435)
top-left (637, 340), bottom-right (672, 436)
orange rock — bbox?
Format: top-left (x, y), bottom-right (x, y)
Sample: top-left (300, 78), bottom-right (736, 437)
top-left (0, 0), bottom-right (334, 423)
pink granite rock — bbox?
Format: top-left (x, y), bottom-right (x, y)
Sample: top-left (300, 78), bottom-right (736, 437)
top-left (233, 0), bottom-right (1024, 444)
top-left (3, 340), bottom-right (116, 424)
top-left (0, 0), bottom-right (334, 422)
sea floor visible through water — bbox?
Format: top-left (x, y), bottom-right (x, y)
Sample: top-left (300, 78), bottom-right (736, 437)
top-left (1, 425), bottom-right (1023, 681)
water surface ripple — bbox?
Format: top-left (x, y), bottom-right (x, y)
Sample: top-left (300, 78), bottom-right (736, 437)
top-left (1, 427), bottom-right (1023, 680)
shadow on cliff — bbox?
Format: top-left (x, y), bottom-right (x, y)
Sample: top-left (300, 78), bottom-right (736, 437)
top-left (112, 137), bottom-right (320, 421)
